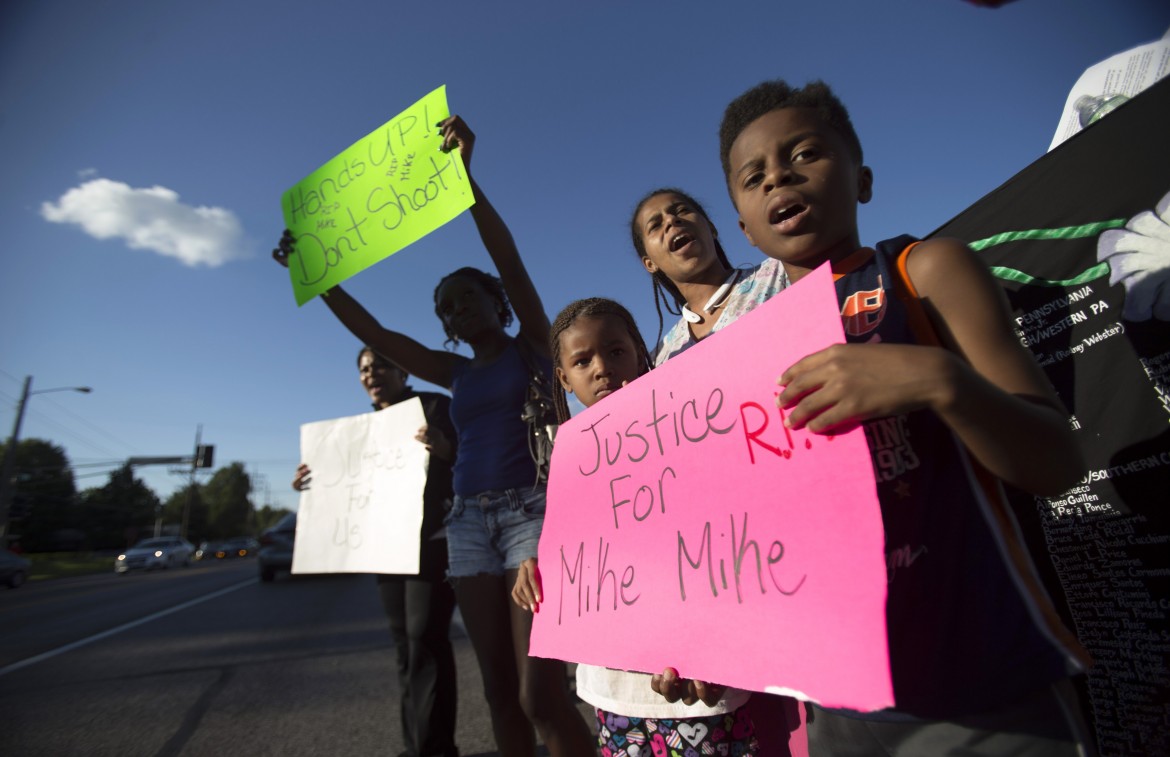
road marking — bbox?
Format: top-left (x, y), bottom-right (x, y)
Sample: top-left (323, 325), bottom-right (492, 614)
top-left (0, 577), bottom-right (258, 677)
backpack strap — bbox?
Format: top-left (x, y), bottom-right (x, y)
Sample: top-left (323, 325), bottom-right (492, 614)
top-left (513, 337), bottom-right (558, 487)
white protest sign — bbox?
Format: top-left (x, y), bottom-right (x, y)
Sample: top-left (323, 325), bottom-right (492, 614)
top-left (293, 398), bottom-right (427, 574)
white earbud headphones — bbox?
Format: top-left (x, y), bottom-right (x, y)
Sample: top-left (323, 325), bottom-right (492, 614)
top-left (681, 270), bottom-right (740, 324)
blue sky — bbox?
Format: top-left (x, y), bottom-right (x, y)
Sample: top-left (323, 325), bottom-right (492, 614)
top-left (2, 0), bottom-right (1167, 516)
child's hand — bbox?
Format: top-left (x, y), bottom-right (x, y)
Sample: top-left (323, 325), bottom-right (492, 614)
top-left (437, 115), bottom-right (475, 170)
top-left (649, 667), bottom-right (727, 707)
top-left (511, 557), bottom-right (542, 612)
top-left (271, 229), bottom-right (295, 268)
top-left (777, 342), bottom-right (951, 434)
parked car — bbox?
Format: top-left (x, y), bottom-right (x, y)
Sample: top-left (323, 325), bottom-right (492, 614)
top-left (0, 548), bottom-right (31, 588)
top-left (114, 537), bottom-right (194, 573)
top-left (258, 513), bottom-right (296, 582)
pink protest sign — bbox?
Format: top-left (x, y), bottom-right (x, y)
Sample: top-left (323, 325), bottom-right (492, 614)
top-left (530, 263), bottom-right (893, 711)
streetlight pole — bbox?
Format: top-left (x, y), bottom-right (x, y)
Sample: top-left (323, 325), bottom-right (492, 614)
top-left (0, 376), bottom-right (92, 545)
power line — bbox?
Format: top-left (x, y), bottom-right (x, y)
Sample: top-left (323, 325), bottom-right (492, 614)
top-left (36, 393), bottom-right (139, 453)
top-left (1, 372), bottom-right (153, 463)
top-left (9, 406), bottom-right (122, 459)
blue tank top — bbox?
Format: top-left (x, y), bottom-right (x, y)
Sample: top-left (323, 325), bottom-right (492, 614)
top-left (833, 237), bottom-right (1081, 718)
top-left (449, 338), bottom-right (545, 495)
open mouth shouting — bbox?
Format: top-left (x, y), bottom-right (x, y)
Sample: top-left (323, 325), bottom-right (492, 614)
top-left (768, 196), bottom-right (809, 233)
top-left (669, 231), bottom-right (696, 253)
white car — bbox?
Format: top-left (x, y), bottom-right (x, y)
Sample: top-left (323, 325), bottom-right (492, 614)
top-left (115, 537), bottom-right (195, 573)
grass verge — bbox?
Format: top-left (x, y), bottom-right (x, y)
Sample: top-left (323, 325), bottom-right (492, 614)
top-left (26, 552), bottom-right (114, 581)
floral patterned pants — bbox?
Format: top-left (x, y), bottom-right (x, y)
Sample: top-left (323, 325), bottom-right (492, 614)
top-left (595, 706), bottom-right (759, 757)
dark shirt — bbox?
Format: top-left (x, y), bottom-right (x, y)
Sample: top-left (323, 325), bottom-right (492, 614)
top-left (448, 339), bottom-right (547, 495)
top-left (831, 237), bottom-right (1078, 718)
top-left (379, 388), bottom-right (456, 541)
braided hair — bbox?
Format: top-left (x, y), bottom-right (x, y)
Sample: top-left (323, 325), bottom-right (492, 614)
top-left (549, 298), bottom-right (653, 424)
top-left (629, 188), bottom-right (733, 349)
top-left (432, 267), bottom-right (514, 349)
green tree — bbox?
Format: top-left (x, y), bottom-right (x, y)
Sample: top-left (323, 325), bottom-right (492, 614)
top-left (163, 484), bottom-right (207, 543)
top-left (255, 505), bottom-right (293, 532)
top-left (0, 438), bottom-right (78, 551)
top-left (81, 464), bottom-right (161, 549)
top-left (203, 462), bottom-right (253, 538)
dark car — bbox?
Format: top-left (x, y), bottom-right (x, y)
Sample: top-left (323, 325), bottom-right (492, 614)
top-left (223, 537), bottom-right (259, 558)
top-left (258, 513), bottom-right (296, 582)
top-left (0, 548), bottom-right (31, 588)
top-left (197, 537), bottom-right (259, 561)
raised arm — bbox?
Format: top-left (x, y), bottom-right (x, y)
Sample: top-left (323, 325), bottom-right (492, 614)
top-left (272, 232), bottom-right (464, 388)
top-left (778, 239), bottom-right (1083, 495)
top-left (438, 116), bottom-right (551, 358)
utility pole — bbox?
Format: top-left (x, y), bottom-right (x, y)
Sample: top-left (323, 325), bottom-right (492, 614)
top-left (182, 425), bottom-right (202, 541)
top-left (0, 376), bottom-right (91, 546)
top-left (127, 427), bottom-right (212, 540)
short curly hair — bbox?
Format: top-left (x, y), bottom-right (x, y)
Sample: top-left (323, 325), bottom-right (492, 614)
top-left (719, 80), bottom-right (863, 192)
top-left (432, 267), bottom-right (513, 348)
top-left (356, 346), bottom-right (406, 376)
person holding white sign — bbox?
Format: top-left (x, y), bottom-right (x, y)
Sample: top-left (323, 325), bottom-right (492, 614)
top-left (274, 116), bottom-right (592, 757)
top-left (291, 348), bottom-right (459, 757)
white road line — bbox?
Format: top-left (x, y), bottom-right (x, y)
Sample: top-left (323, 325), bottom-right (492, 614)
top-left (0, 577), bottom-right (259, 677)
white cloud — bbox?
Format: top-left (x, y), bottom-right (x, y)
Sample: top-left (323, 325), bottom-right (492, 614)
top-left (41, 178), bottom-right (251, 267)
top-left (77, 168), bottom-right (98, 179)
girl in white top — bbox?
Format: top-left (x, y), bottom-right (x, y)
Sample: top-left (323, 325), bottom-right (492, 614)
top-left (512, 297), bottom-right (759, 757)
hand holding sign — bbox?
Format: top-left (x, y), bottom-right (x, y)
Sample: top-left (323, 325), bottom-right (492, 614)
top-left (293, 399), bottom-right (429, 575)
top-left (437, 115), bottom-right (475, 170)
top-left (291, 462), bottom-right (312, 491)
top-left (271, 228), bottom-right (296, 269)
top-left (650, 668), bottom-right (727, 708)
top-left (511, 557), bottom-right (542, 613)
top-left (530, 264), bottom-right (893, 711)
top-left (280, 86), bottom-right (475, 305)
top-left (777, 341), bottom-right (947, 433)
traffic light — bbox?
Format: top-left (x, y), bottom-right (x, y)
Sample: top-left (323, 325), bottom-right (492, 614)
top-left (196, 445), bottom-right (214, 468)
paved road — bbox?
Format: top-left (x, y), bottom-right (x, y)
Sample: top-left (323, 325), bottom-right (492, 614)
top-left (0, 560), bottom-right (590, 756)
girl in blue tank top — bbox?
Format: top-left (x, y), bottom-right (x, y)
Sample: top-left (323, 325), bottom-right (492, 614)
top-left (273, 116), bottom-right (592, 757)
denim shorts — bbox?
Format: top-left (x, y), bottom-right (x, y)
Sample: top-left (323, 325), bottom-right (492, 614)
top-left (444, 486), bottom-right (546, 578)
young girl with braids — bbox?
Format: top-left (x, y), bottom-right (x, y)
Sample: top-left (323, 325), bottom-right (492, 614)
top-left (631, 188), bottom-right (806, 754)
top-left (512, 298), bottom-right (760, 757)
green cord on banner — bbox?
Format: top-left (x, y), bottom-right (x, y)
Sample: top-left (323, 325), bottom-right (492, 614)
top-left (969, 219), bottom-right (1126, 287)
top-left (969, 219), bottom-right (1127, 251)
top-left (989, 262), bottom-right (1111, 287)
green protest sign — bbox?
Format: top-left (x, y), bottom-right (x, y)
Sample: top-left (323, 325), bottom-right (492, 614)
top-left (281, 85), bottom-right (474, 305)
